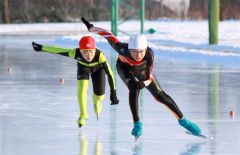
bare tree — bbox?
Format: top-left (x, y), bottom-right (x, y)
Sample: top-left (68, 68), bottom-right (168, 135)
top-left (2, 0), bottom-right (10, 23)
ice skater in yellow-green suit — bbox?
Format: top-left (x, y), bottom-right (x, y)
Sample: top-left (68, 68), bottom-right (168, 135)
top-left (32, 36), bottom-right (119, 127)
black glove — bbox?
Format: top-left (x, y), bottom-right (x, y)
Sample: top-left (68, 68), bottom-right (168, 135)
top-left (110, 90), bottom-right (119, 105)
top-left (128, 80), bottom-right (145, 90)
top-left (32, 42), bottom-right (43, 51)
top-left (81, 17), bottom-right (94, 30)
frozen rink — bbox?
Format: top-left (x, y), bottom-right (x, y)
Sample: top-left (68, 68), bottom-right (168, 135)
top-left (0, 34), bottom-right (240, 155)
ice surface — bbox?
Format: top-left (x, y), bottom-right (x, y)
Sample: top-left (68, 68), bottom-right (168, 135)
top-left (0, 33), bottom-right (240, 155)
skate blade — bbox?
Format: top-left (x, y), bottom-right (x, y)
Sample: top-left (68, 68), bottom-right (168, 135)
top-left (185, 131), bottom-right (207, 139)
top-left (134, 136), bottom-right (141, 144)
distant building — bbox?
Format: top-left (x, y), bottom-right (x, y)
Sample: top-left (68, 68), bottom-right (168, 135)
top-left (153, 0), bottom-right (190, 18)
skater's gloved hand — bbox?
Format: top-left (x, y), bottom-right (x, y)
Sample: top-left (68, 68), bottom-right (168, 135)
top-left (81, 17), bottom-right (94, 31)
top-left (143, 78), bottom-right (152, 87)
top-left (128, 80), bottom-right (145, 90)
top-left (110, 90), bottom-right (119, 105)
top-left (32, 42), bottom-right (43, 51)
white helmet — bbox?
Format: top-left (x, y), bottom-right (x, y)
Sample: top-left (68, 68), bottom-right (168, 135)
top-left (128, 34), bottom-right (147, 50)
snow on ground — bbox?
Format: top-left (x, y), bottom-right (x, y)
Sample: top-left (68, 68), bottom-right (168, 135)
top-left (1, 20), bottom-right (239, 46)
top-left (1, 20), bottom-right (240, 67)
top-left (25, 20), bottom-right (240, 67)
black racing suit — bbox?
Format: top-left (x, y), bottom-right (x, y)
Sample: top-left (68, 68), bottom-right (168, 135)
top-left (89, 26), bottom-right (183, 122)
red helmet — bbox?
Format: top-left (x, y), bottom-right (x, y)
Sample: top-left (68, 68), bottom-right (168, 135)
top-left (79, 36), bottom-right (96, 50)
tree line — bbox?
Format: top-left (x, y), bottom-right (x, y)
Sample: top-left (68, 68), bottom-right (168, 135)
top-left (1, 0), bottom-right (240, 23)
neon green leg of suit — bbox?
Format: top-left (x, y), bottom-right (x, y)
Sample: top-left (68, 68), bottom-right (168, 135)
top-left (77, 80), bottom-right (105, 127)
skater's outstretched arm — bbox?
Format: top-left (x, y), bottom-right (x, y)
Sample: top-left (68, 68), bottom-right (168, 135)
top-left (81, 17), bottom-right (121, 53)
top-left (98, 52), bottom-right (119, 105)
top-left (32, 42), bottom-right (77, 58)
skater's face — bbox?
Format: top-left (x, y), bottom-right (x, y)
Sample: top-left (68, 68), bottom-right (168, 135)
top-left (81, 49), bottom-right (96, 62)
top-left (130, 49), bottom-right (146, 61)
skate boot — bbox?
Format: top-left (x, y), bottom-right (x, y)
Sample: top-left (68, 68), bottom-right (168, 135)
top-left (93, 94), bottom-right (104, 120)
top-left (178, 116), bottom-right (201, 136)
top-left (94, 102), bottom-right (102, 119)
top-left (78, 115), bottom-right (88, 128)
top-left (131, 121), bottom-right (142, 138)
